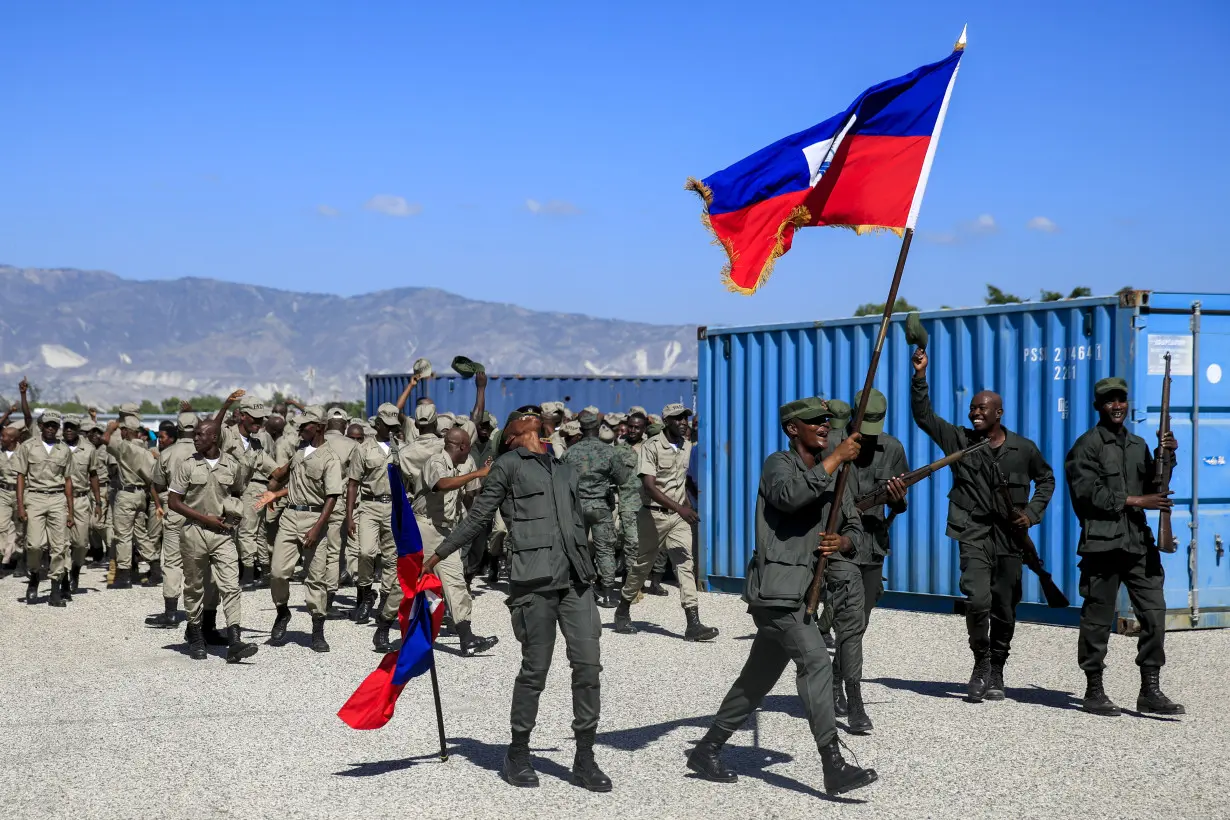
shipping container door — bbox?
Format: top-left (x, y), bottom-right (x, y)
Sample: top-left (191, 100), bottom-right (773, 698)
top-left (1132, 297), bottom-right (1230, 625)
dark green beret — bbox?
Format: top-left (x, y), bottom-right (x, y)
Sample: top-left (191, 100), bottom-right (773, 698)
top-left (905, 311), bottom-right (929, 349)
top-left (451, 355), bottom-right (486, 378)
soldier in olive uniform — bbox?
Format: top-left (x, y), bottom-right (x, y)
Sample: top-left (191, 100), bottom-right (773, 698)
top-left (84, 421), bottom-right (115, 565)
top-left (1065, 376), bottom-right (1184, 716)
top-left (147, 411), bottom-right (201, 628)
top-left (687, 398), bottom-right (877, 796)
top-left (105, 415), bottom-right (158, 588)
top-left (322, 406), bottom-right (359, 612)
top-left (426, 410), bottom-right (610, 792)
top-left (61, 415), bottom-right (103, 597)
top-left (345, 403), bottom-right (400, 632)
top-left (911, 348), bottom-right (1055, 702)
top-left (256, 406), bottom-right (343, 653)
top-left (825, 389), bottom-right (909, 732)
top-left (614, 404), bottom-right (718, 641)
top-left (14, 410), bottom-right (76, 605)
top-left (0, 420), bottom-right (22, 575)
top-left (224, 395), bottom-right (276, 587)
top-left (168, 419), bottom-right (259, 663)
top-left (562, 410), bottom-right (627, 607)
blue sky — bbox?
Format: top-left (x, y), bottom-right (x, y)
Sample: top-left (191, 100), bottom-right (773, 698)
top-left (2, 2), bottom-right (1227, 329)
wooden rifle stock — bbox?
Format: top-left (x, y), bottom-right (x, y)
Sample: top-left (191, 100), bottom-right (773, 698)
top-left (1155, 353), bottom-right (1178, 553)
top-left (991, 462), bottom-right (1070, 609)
top-left (854, 439), bottom-right (989, 512)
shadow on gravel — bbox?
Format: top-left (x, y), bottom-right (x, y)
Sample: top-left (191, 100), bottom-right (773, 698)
top-left (596, 715), bottom-right (711, 751)
top-left (696, 745), bottom-right (867, 804)
top-left (1121, 709), bottom-right (1183, 723)
top-left (335, 736), bottom-right (571, 782)
top-left (1007, 685), bottom-right (1081, 711)
top-left (601, 621), bottom-right (685, 640)
top-left (866, 677), bottom-right (965, 699)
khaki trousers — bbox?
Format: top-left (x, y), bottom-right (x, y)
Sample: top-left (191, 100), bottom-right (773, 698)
top-left (1, 487), bottom-right (22, 562)
top-left (26, 491), bottom-right (70, 581)
top-left (356, 500), bottom-right (394, 587)
top-left (416, 515), bottom-right (472, 624)
top-left (68, 493), bottom-right (92, 567)
top-left (237, 481), bottom-right (270, 567)
top-left (182, 523), bottom-right (242, 627)
top-left (325, 512), bottom-right (345, 594)
top-left (270, 508), bottom-right (331, 617)
top-left (161, 508), bottom-right (185, 599)
top-left (621, 507), bottom-right (698, 608)
top-left (112, 489), bottom-right (146, 570)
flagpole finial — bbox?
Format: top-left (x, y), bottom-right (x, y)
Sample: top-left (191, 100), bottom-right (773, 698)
top-left (954, 24), bottom-right (967, 51)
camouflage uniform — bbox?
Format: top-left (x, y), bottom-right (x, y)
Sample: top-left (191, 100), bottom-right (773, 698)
top-left (562, 427), bottom-right (626, 591)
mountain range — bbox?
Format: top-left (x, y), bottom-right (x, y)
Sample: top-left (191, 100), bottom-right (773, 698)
top-left (0, 265), bottom-right (697, 407)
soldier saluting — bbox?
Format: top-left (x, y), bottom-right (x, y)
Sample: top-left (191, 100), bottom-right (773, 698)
top-left (911, 348), bottom-right (1055, 702)
top-left (1064, 377), bottom-right (1184, 716)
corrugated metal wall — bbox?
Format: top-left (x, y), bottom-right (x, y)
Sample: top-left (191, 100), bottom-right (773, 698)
top-left (366, 374), bottom-right (697, 423)
top-left (698, 297), bottom-right (1127, 617)
top-left (699, 292), bottom-right (1230, 628)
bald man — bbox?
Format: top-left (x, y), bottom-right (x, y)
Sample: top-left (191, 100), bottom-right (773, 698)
top-left (912, 349), bottom-right (1055, 703)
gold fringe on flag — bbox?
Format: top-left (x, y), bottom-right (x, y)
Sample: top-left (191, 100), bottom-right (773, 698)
top-left (685, 177), bottom-right (812, 296)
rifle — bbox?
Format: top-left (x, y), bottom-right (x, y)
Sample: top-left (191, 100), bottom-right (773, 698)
top-left (854, 439), bottom-right (989, 512)
top-left (1154, 352), bottom-right (1178, 553)
top-left (991, 461), bottom-right (1069, 608)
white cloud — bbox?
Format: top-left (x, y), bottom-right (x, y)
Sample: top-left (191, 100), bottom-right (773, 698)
top-left (364, 195), bottom-right (422, 217)
top-left (971, 213), bottom-right (997, 233)
top-left (316, 204), bottom-right (339, 217)
top-left (1027, 216), bottom-right (1060, 233)
top-left (922, 213), bottom-right (996, 245)
top-left (525, 198), bottom-right (581, 216)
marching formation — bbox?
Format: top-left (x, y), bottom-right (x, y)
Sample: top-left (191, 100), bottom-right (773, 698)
top-left (0, 340), bottom-right (1188, 797)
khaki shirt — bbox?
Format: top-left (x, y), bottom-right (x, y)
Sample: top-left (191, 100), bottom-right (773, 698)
top-left (109, 437), bottom-right (156, 488)
top-left (398, 433), bottom-right (445, 493)
top-left (414, 451), bottom-right (475, 527)
top-left (637, 433), bottom-right (692, 507)
top-left (12, 438), bottom-right (72, 492)
top-left (65, 440), bottom-right (100, 495)
top-left (152, 438), bottom-right (197, 491)
top-left (1, 448), bottom-right (18, 487)
top-left (286, 445), bottom-right (344, 507)
top-left (275, 431), bottom-right (300, 467)
top-left (170, 452), bottom-right (245, 517)
top-left (222, 427), bottom-right (279, 483)
top-left (348, 439), bottom-right (395, 497)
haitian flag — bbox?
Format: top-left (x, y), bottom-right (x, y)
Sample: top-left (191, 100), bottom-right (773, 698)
top-left (687, 29), bottom-right (966, 294)
top-left (337, 464), bottom-right (446, 730)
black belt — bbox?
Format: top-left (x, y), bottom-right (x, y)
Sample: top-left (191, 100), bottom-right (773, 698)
top-left (362, 493), bottom-right (393, 502)
top-left (249, 478), bottom-right (269, 485)
top-left (645, 504), bottom-right (673, 514)
top-left (0, 481), bottom-right (15, 491)
top-left (73, 491), bottom-right (91, 498)
top-left (120, 485), bottom-right (143, 493)
top-left (28, 488), bottom-right (65, 495)
top-left (288, 504), bottom-right (324, 513)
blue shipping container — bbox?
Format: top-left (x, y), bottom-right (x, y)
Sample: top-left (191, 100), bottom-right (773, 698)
top-left (697, 292), bottom-right (1230, 630)
top-left (366, 374), bottom-right (697, 425)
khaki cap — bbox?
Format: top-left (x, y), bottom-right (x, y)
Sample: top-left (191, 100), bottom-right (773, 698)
top-left (239, 396), bottom-right (270, 418)
top-left (560, 420), bottom-right (582, 437)
top-left (177, 411), bottom-right (199, 430)
top-left (40, 409), bottom-right (64, 425)
top-left (415, 403), bottom-right (438, 424)
top-left (662, 403), bottom-right (691, 419)
top-left (299, 405), bottom-right (326, 425)
top-left (376, 403), bottom-right (399, 426)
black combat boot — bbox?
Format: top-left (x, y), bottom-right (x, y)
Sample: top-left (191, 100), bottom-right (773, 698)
top-left (14, 553), bottom-right (28, 578)
top-left (820, 739), bottom-right (878, 795)
top-left (683, 606), bottom-right (719, 642)
top-left (338, 568), bottom-right (353, 588)
top-left (613, 598), bottom-right (637, 634)
top-left (240, 563), bottom-right (254, 588)
top-left (49, 577), bottom-right (65, 607)
top-left (253, 562), bottom-right (268, 589)
top-left (686, 727), bottom-right (737, 783)
top-left (833, 678), bottom-right (849, 717)
top-left (372, 615), bottom-right (392, 653)
top-left (502, 731), bottom-right (539, 788)
top-left (985, 659), bottom-right (1006, 701)
top-left (596, 586), bottom-right (618, 609)
top-left (109, 568), bottom-right (132, 590)
top-left (571, 729), bottom-right (612, 792)
top-left (821, 627), bottom-right (836, 651)
top-left (0, 555), bottom-right (17, 577)
top-left (202, 609), bottom-right (229, 646)
top-left (326, 591), bottom-right (337, 617)
top-left (225, 625), bottom-right (258, 664)
top-left (1082, 670), bottom-right (1121, 717)
top-left (269, 605), bottom-right (292, 645)
top-left (455, 621), bottom-right (499, 657)
top-left (60, 572), bottom-right (74, 602)
top-left (69, 564), bottom-right (81, 594)
top-left (1137, 667), bottom-right (1185, 715)
top-left (485, 555), bottom-right (501, 587)
top-left (147, 559), bottom-right (162, 587)
top-left (967, 652), bottom-right (991, 702)
top-left (351, 585), bottom-right (373, 624)
top-left (310, 613), bottom-right (330, 653)
top-left (647, 572), bottom-right (669, 596)
top-left (146, 597), bottom-right (179, 628)
top-left (25, 573), bottom-right (39, 605)
top-left (845, 681), bottom-right (873, 733)
top-left (185, 623), bottom-right (208, 660)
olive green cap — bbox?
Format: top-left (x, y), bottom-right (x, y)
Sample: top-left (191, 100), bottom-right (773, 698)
top-left (853, 388), bottom-right (887, 435)
top-left (826, 399), bottom-right (852, 430)
top-left (1095, 376), bottom-right (1129, 398)
top-left (450, 355), bottom-right (486, 378)
top-left (646, 422), bottom-right (664, 437)
top-left (778, 397), bottom-right (832, 425)
top-left (905, 311), bottom-right (929, 349)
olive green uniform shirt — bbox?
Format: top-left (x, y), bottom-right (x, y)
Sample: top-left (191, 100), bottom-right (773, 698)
top-left (1065, 423), bottom-right (1163, 555)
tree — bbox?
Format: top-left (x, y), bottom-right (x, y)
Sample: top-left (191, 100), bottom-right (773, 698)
top-left (853, 297), bottom-right (919, 317)
top-left (985, 285), bottom-right (1025, 305)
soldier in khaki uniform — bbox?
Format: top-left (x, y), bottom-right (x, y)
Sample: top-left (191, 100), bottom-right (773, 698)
top-left (222, 394), bottom-right (275, 586)
top-left (345, 404), bottom-right (402, 636)
top-left (1, 420), bottom-right (24, 576)
top-left (146, 411), bottom-right (201, 628)
top-left (13, 409), bottom-right (76, 606)
top-left (61, 415), bottom-right (102, 597)
top-left (168, 419), bottom-right (259, 664)
top-left (84, 421), bottom-right (115, 564)
top-left (322, 406), bottom-right (359, 613)
top-left (257, 406), bottom-right (343, 653)
top-left (614, 403), bottom-right (718, 642)
top-left (103, 415), bottom-right (157, 588)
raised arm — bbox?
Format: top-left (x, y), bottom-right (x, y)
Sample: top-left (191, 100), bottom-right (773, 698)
top-left (911, 350), bottom-right (965, 455)
top-left (214, 389), bottom-right (245, 426)
top-left (470, 371), bottom-right (487, 438)
top-left (19, 378), bottom-right (33, 429)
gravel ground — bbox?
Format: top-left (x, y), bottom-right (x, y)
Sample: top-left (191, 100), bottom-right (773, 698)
top-left (1, 566), bottom-right (1225, 820)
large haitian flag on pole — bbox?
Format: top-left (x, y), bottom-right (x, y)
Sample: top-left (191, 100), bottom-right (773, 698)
top-left (688, 28), bottom-right (966, 294)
